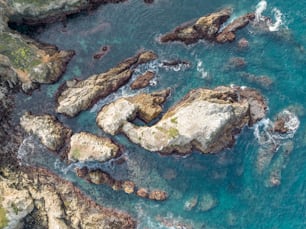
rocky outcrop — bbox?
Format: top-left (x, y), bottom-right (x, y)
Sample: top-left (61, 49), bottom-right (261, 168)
top-left (160, 8), bottom-right (232, 44)
top-left (130, 71), bottom-right (155, 90)
top-left (68, 132), bottom-right (119, 163)
top-left (76, 166), bottom-right (168, 201)
top-left (0, 166), bottom-right (136, 229)
top-left (98, 86), bottom-right (266, 154)
top-left (160, 9), bottom-right (255, 45)
top-left (56, 50), bottom-right (158, 117)
top-left (216, 13), bottom-right (255, 43)
top-left (20, 112), bottom-right (72, 151)
top-left (96, 89), bottom-right (170, 134)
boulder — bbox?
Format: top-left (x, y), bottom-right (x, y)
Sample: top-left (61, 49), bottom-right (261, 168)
top-left (20, 112), bottom-right (72, 151)
top-left (123, 86), bottom-right (266, 154)
top-left (96, 89), bottom-right (170, 134)
top-left (160, 8), bottom-right (232, 44)
top-left (56, 50), bottom-right (158, 117)
top-left (130, 71), bottom-right (155, 90)
top-left (148, 190), bottom-right (168, 201)
top-left (68, 132), bottom-right (119, 163)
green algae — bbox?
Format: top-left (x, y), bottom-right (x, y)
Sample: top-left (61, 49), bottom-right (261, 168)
top-left (0, 205), bottom-right (8, 229)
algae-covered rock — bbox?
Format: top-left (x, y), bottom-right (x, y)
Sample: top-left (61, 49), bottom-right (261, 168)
top-left (68, 132), bottom-right (119, 163)
top-left (20, 112), bottom-right (72, 151)
top-left (96, 89), bottom-right (170, 134)
top-left (56, 50), bottom-right (158, 117)
top-left (98, 86), bottom-right (266, 154)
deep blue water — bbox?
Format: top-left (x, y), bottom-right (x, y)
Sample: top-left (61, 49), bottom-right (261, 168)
top-left (15, 0), bottom-right (306, 228)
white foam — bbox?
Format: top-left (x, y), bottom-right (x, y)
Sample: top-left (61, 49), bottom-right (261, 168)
top-left (196, 59), bottom-right (208, 78)
top-left (268, 8), bottom-right (283, 31)
top-left (255, 0), bottom-right (267, 23)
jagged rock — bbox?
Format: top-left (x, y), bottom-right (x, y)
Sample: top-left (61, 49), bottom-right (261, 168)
top-left (20, 112), bottom-right (72, 151)
top-left (160, 8), bottom-right (232, 44)
top-left (216, 13), bottom-right (255, 43)
top-left (98, 86), bottom-right (266, 154)
top-left (0, 167), bottom-right (136, 229)
top-left (96, 89), bottom-right (170, 134)
top-left (68, 132), bottom-right (119, 163)
top-left (148, 190), bottom-right (167, 201)
top-left (56, 50), bottom-right (158, 117)
top-left (130, 71), bottom-right (155, 90)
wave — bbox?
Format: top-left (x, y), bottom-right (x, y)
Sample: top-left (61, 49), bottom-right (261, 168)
top-left (196, 59), bottom-right (209, 79)
top-left (255, 0), bottom-right (267, 23)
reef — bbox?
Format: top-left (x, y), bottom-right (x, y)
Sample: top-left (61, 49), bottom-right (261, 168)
top-left (97, 86), bottom-right (267, 154)
top-left (160, 8), bottom-right (255, 45)
top-left (56, 50), bottom-right (158, 117)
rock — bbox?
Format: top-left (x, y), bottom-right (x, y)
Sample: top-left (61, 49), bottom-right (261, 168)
top-left (136, 188), bottom-right (149, 198)
top-left (130, 71), bottom-right (155, 90)
top-left (198, 192), bottom-right (217, 212)
top-left (160, 8), bottom-right (232, 44)
top-left (0, 166), bottom-right (136, 229)
top-left (93, 45), bottom-right (110, 60)
top-left (160, 59), bottom-right (191, 71)
top-left (117, 86), bottom-right (266, 154)
top-left (68, 132), bottom-right (119, 163)
top-left (122, 181), bottom-right (135, 194)
top-left (96, 89), bottom-right (170, 134)
top-left (20, 112), bottom-right (72, 151)
top-left (148, 190), bottom-right (168, 201)
top-left (184, 195), bottom-right (198, 211)
top-left (144, 0), bottom-right (154, 4)
top-left (239, 72), bottom-right (273, 89)
top-left (216, 13), bottom-right (255, 43)
top-left (225, 57), bottom-right (247, 70)
top-left (56, 50), bottom-right (158, 117)
top-left (238, 38), bottom-right (249, 48)
top-left (273, 110), bottom-right (299, 134)
top-left (0, 30), bottom-right (74, 93)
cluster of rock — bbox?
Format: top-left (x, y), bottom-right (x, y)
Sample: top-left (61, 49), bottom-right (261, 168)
top-left (0, 166), bottom-right (136, 229)
top-left (160, 8), bottom-right (255, 44)
top-left (97, 86), bottom-right (267, 154)
top-left (76, 167), bottom-right (167, 201)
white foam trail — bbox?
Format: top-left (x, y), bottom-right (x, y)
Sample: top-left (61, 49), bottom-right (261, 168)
top-left (196, 59), bottom-right (208, 79)
top-left (255, 0), bottom-right (267, 22)
top-left (268, 8), bottom-right (283, 32)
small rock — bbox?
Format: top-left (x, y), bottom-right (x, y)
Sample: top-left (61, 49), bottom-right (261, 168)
top-left (122, 181), bottom-right (135, 194)
top-left (148, 190), bottom-right (168, 201)
top-left (130, 71), bottom-right (155, 90)
top-left (136, 188), bottom-right (149, 198)
top-left (184, 195), bottom-right (198, 211)
top-left (198, 192), bottom-right (217, 212)
top-left (238, 38), bottom-right (249, 48)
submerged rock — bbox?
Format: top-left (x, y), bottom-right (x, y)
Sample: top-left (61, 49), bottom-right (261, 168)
top-left (56, 50), bottom-right (158, 117)
top-left (160, 8), bottom-right (232, 44)
top-left (20, 112), bottom-right (72, 151)
top-left (130, 71), bottom-right (155, 90)
top-left (99, 86), bottom-right (266, 154)
top-left (68, 132), bottom-right (119, 163)
top-left (0, 167), bottom-right (136, 229)
top-left (239, 72), bottom-right (273, 89)
top-left (198, 192), bottom-right (217, 212)
top-left (96, 89), bottom-right (170, 134)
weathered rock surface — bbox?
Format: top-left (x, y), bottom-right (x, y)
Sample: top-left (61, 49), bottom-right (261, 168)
top-left (161, 9), bottom-right (255, 45)
top-left (216, 13), bottom-right (255, 43)
top-left (56, 50), bottom-right (158, 117)
top-left (68, 132), bottom-right (119, 163)
top-left (76, 166), bottom-right (168, 201)
top-left (130, 71), bottom-right (155, 90)
top-left (20, 112), bottom-right (72, 151)
top-left (98, 86), bottom-right (266, 154)
top-left (0, 167), bottom-right (136, 229)
top-left (96, 89), bottom-right (170, 134)
top-left (160, 8), bottom-right (232, 44)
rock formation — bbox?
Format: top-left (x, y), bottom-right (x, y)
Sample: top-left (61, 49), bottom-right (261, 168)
top-left (130, 71), bottom-right (155, 90)
top-left (96, 89), bottom-right (170, 134)
top-left (160, 9), bottom-right (255, 45)
top-left (97, 86), bottom-right (266, 154)
top-left (56, 50), bottom-right (158, 117)
top-left (20, 112), bottom-right (72, 151)
top-left (68, 132), bottom-right (119, 163)
top-left (0, 167), bottom-right (136, 229)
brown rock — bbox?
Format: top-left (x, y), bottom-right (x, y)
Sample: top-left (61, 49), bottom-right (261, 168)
top-left (122, 181), bottom-right (135, 194)
top-left (238, 38), bottom-right (249, 48)
top-left (216, 13), bottom-right (255, 43)
top-left (136, 188), bottom-right (149, 198)
top-left (130, 71), bottom-right (155, 90)
top-left (149, 190), bottom-right (168, 201)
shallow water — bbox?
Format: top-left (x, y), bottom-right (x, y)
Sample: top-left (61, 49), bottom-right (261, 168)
top-left (15, 0), bottom-right (306, 228)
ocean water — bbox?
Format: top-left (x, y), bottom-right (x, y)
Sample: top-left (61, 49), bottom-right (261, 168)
top-left (14, 0), bottom-right (306, 228)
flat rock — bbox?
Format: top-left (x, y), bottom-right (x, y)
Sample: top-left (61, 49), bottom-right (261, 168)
top-left (20, 112), bottom-right (72, 151)
top-left (56, 50), bottom-right (158, 117)
top-left (99, 86), bottom-right (266, 154)
top-left (130, 71), bottom-right (155, 90)
top-left (96, 89), bottom-right (170, 134)
top-left (68, 132), bottom-right (119, 163)
top-left (160, 8), bottom-right (232, 44)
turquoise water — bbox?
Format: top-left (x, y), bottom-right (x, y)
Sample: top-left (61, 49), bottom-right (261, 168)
top-left (15, 0), bottom-right (306, 228)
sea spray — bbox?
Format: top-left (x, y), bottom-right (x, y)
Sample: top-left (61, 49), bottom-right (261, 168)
top-left (268, 8), bottom-right (283, 32)
top-left (255, 0), bottom-right (267, 23)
